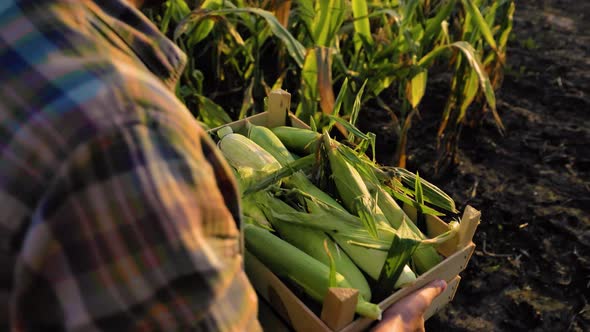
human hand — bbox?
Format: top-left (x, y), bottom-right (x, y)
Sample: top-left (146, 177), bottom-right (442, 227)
top-left (371, 279), bottom-right (447, 332)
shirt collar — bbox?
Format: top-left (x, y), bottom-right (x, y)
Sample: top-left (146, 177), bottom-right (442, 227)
top-left (87, 0), bottom-right (187, 90)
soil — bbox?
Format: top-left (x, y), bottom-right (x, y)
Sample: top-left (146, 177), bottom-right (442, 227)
top-left (359, 0), bottom-right (590, 330)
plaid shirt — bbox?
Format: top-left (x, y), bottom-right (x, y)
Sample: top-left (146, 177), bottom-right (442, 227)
top-left (0, 0), bottom-right (261, 331)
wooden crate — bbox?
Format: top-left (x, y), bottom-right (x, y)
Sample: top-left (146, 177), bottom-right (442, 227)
top-left (210, 90), bottom-right (480, 332)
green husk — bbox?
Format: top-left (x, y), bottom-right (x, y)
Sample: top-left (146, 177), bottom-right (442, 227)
top-left (244, 224), bottom-right (381, 319)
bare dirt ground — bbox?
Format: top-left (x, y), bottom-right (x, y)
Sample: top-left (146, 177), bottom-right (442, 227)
top-left (359, 0), bottom-right (589, 330)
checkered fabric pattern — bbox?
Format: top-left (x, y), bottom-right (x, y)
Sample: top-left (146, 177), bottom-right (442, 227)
top-left (0, 0), bottom-right (260, 330)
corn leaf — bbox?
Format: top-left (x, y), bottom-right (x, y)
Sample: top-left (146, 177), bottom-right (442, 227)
top-left (197, 95), bottom-right (232, 128)
top-left (312, 0), bottom-right (346, 47)
top-left (413, 172), bottom-right (426, 229)
top-left (337, 144), bottom-right (381, 184)
top-left (351, 0), bottom-right (374, 51)
top-left (333, 78), bottom-right (349, 118)
top-left (418, 41), bottom-right (501, 131)
top-left (370, 9), bottom-right (402, 27)
top-left (386, 187), bottom-right (446, 216)
top-left (373, 75), bottom-right (396, 98)
top-left (374, 221), bottom-right (421, 300)
top-left (298, 48), bottom-right (319, 122)
top-left (461, 0), bottom-right (497, 50)
top-left (324, 239), bottom-right (338, 288)
top-left (179, 8), bottom-right (305, 67)
top-left (161, 0), bottom-right (191, 34)
top-left (297, 0), bottom-right (315, 33)
top-left (458, 67), bottom-right (480, 121)
top-left (244, 154), bottom-right (316, 194)
top-left (423, 0), bottom-right (457, 46)
top-left (311, 0), bottom-right (331, 46)
top-left (414, 172), bottom-right (424, 205)
top-left (406, 69), bottom-right (427, 108)
top-left (401, 0), bottom-right (421, 27)
top-left (348, 80), bottom-right (367, 142)
top-left (393, 167), bottom-right (458, 213)
top-left (317, 47), bottom-right (336, 116)
top-left (327, 116), bottom-right (370, 142)
top-left (179, 13), bottom-right (245, 48)
top-left (483, 0), bottom-right (500, 28)
top-left (498, 1), bottom-right (515, 53)
top-left (188, 0), bottom-right (223, 44)
top-left (326, 78), bottom-right (350, 133)
top-left (310, 116), bottom-right (318, 132)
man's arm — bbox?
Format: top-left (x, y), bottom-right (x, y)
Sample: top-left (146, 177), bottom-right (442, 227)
top-left (11, 123), bottom-right (260, 331)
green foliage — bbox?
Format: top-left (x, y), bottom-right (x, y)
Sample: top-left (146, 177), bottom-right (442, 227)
top-left (146, 0), bottom-right (514, 169)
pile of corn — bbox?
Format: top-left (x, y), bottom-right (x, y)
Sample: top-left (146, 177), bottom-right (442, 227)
top-left (216, 123), bottom-right (460, 320)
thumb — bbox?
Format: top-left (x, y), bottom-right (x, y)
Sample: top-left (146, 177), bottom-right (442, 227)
top-left (382, 279), bottom-right (447, 321)
top-left (372, 280), bottom-right (447, 332)
top-left (415, 279), bottom-right (447, 311)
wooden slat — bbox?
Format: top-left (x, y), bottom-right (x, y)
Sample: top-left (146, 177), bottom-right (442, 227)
top-left (425, 214), bottom-right (458, 258)
top-left (457, 205), bottom-right (481, 250)
top-left (424, 276), bottom-right (461, 320)
top-left (340, 245), bottom-right (475, 332)
top-left (207, 112), bottom-right (269, 134)
top-left (288, 114), bottom-right (309, 129)
top-left (340, 276), bottom-right (462, 332)
top-left (258, 296), bottom-right (292, 331)
top-left (321, 288), bottom-right (358, 331)
top-left (267, 90), bottom-right (291, 128)
top-left (245, 251), bottom-right (331, 332)
top-left (248, 202), bottom-right (478, 332)
top-left (207, 89), bottom-right (292, 136)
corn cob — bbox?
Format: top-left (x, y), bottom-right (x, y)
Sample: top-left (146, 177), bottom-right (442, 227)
top-left (247, 124), bottom-right (345, 212)
top-left (258, 190), bottom-right (417, 284)
top-left (322, 133), bottom-right (379, 238)
top-left (244, 224), bottom-right (381, 320)
top-left (219, 129), bottom-right (373, 297)
top-left (332, 234), bottom-right (415, 287)
top-left (253, 191), bottom-right (372, 300)
top-left (219, 125), bottom-right (440, 296)
top-left (218, 128), bottom-right (281, 170)
top-left (217, 126), bottom-right (282, 191)
top-left (271, 126), bottom-right (321, 154)
top-left (241, 194), bottom-right (273, 229)
top-left (367, 183), bottom-right (442, 274)
top-left (334, 142), bottom-right (445, 275)
top-left (245, 126), bottom-right (418, 282)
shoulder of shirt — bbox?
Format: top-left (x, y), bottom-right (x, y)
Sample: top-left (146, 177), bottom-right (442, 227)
top-left (1, 0), bottom-right (203, 148)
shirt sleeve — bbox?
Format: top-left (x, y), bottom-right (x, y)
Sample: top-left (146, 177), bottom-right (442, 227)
top-left (11, 123), bottom-right (261, 331)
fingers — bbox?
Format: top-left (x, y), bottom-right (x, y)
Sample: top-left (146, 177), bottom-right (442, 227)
top-left (381, 279), bottom-right (447, 321)
top-left (416, 279), bottom-right (447, 308)
top-left (407, 279), bottom-right (447, 315)
top-left (371, 280), bottom-right (447, 332)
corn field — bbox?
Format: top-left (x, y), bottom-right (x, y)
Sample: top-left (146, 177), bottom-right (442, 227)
top-left (145, 0), bottom-right (514, 170)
